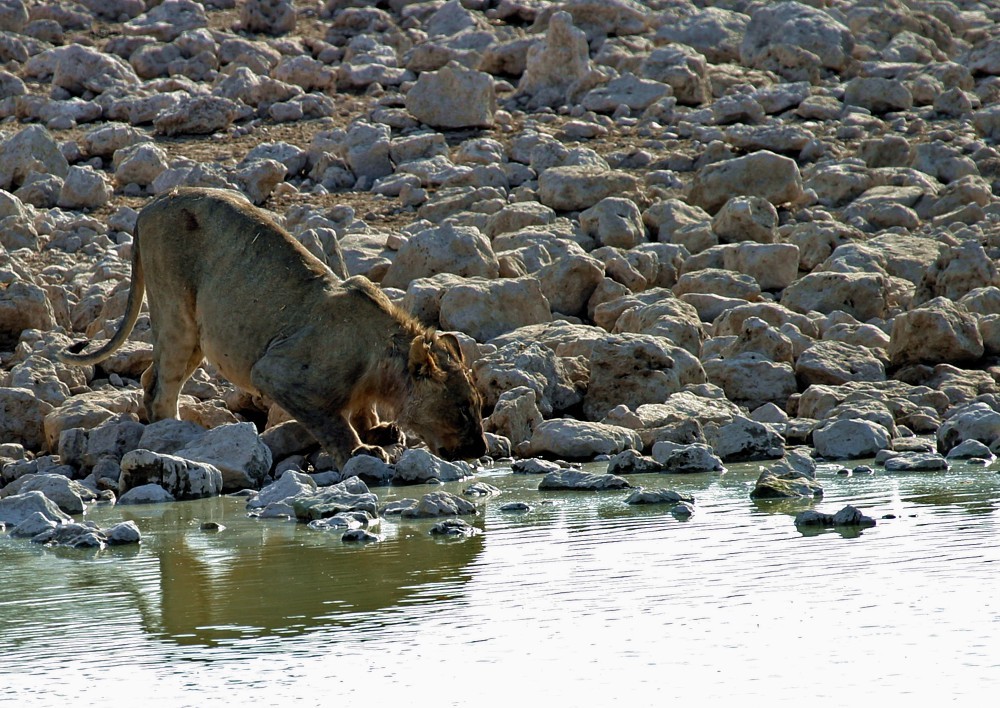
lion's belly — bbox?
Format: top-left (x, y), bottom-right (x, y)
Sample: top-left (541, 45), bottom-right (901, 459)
top-left (195, 309), bottom-right (274, 396)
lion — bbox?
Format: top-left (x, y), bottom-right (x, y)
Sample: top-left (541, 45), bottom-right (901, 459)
top-left (58, 187), bottom-right (487, 469)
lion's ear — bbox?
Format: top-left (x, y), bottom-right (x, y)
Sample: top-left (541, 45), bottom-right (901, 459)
top-left (437, 332), bottom-right (464, 363)
top-left (408, 335), bottom-right (440, 379)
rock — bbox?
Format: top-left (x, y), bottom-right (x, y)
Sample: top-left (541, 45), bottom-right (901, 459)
top-left (239, 0), bottom-right (296, 35)
top-left (247, 469), bottom-right (317, 509)
top-left (945, 439), bottom-right (993, 460)
top-left (740, 1), bottom-right (853, 75)
top-left (392, 448), bottom-right (473, 484)
top-left (722, 243), bottom-right (800, 292)
top-left (511, 458), bottom-right (563, 475)
top-left (937, 402), bottom-right (1000, 454)
top-left (114, 481), bottom-right (175, 505)
top-left (30, 522), bottom-right (107, 549)
top-left (607, 449), bottom-right (665, 475)
top-left (0, 124), bottom-right (69, 191)
top-left (124, 0), bottom-right (208, 42)
top-left (9, 512), bottom-right (59, 539)
top-left (640, 45), bottom-right (710, 106)
top-left (889, 298), bottom-right (984, 367)
top-left (516, 11), bottom-right (591, 109)
top-left (537, 469), bottom-right (631, 491)
top-left (405, 62), bottom-right (495, 129)
top-left (340, 454), bottom-right (394, 487)
top-left (136, 419), bottom-right (207, 455)
top-left (795, 341), bottom-right (886, 387)
top-left (704, 416), bottom-right (785, 463)
top-left (58, 166), bottom-right (113, 210)
top-left (883, 452), bottom-right (949, 472)
top-left (341, 528), bottom-right (380, 542)
top-left (439, 277), bottom-right (551, 342)
top-left (463, 482), bottom-right (500, 498)
top-left (0, 387), bottom-right (54, 452)
top-left (579, 197), bottom-right (645, 249)
top-left (583, 333), bottom-right (705, 421)
top-left (106, 520), bottom-right (141, 545)
top-left (844, 77), bottom-right (913, 114)
top-left (49, 44), bottom-right (140, 96)
top-left (119, 449), bottom-right (223, 500)
top-left (712, 196), bottom-right (778, 244)
top-left (813, 418), bottom-right (891, 460)
top-left (114, 142), bottom-right (170, 188)
top-left (582, 74), bottom-right (671, 113)
top-left (795, 505), bottom-right (875, 528)
top-left (655, 7), bottom-right (747, 64)
top-left (689, 151), bottom-right (804, 213)
top-left (913, 240), bottom-right (1000, 305)
top-left (523, 419), bottom-right (641, 460)
top-left (292, 478), bottom-right (378, 521)
top-left (16, 474), bottom-right (90, 515)
top-left (474, 341), bottom-right (582, 416)
top-left (0, 490), bottom-right (72, 527)
top-left (154, 95), bottom-right (240, 136)
top-left (381, 223), bottom-right (498, 289)
top-left (428, 518), bottom-right (478, 537)
top-left (650, 442), bottom-right (725, 473)
top-left (703, 355), bottom-right (798, 411)
top-left (538, 165), bottom-right (642, 212)
top-left (781, 272), bottom-right (890, 321)
top-left (625, 488), bottom-right (694, 506)
top-left (751, 469), bottom-right (823, 500)
top-left (536, 254), bottom-right (605, 318)
top-left (401, 491), bottom-right (477, 518)
top-left (175, 422), bottom-right (272, 492)
top-left (483, 386), bottom-right (544, 447)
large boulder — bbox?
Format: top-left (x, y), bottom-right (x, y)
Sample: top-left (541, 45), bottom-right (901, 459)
top-left (381, 224), bottom-right (499, 289)
top-left (523, 419), bottom-right (641, 460)
top-left (175, 422), bottom-right (271, 491)
top-left (405, 62), bottom-right (496, 129)
top-left (740, 1), bottom-right (853, 75)
top-left (795, 341), bottom-right (886, 387)
top-left (689, 151), bottom-right (804, 213)
top-left (119, 449), bottom-right (224, 500)
top-left (439, 277), bottom-right (551, 342)
top-left (583, 333), bottom-right (706, 421)
top-left (515, 11), bottom-right (591, 109)
top-left (889, 297), bottom-right (984, 367)
top-left (813, 418), bottom-right (891, 459)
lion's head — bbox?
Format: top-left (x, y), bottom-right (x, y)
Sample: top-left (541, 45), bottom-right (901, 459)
top-left (400, 332), bottom-right (487, 461)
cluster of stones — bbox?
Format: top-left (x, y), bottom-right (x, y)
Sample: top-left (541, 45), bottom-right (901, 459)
top-left (5, 0), bottom-right (1000, 532)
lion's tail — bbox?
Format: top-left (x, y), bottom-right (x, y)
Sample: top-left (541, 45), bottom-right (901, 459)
top-left (57, 223), bottom-right (146, 367)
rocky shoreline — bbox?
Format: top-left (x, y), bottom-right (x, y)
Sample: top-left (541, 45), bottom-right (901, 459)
top-left (4, 0), bottom-right (1000, 547)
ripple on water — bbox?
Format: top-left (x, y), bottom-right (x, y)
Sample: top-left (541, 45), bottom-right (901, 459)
top-left (3, 461), bottom-right (1000, 704)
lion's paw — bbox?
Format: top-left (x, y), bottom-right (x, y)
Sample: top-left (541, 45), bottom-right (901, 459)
top-left (350, 444), bottom-right (391, 463)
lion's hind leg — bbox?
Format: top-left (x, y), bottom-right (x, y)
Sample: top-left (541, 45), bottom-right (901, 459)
top-left (143, 330), bottom-right (203, 423)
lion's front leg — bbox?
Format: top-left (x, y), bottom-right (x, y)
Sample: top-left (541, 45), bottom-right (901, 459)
top-left (251, 338), bottom-right (363, 470)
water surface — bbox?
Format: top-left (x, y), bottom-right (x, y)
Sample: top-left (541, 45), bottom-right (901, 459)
top-left (3, 459), bottom-right (1000, 706)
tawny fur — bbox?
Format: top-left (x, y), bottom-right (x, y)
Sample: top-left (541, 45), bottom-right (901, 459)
top-left (58, 187), bottom-right (486, 467)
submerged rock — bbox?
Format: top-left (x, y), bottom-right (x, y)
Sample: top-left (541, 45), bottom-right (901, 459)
top-left (401, 491), bottom-right (477, 518)
top-left (795, 505), bottom-right (876, 529)
top-left (429, 518), bottom-right (480, 537)
top-left (625, 489), bottom-right (694, 505)
top-left (537, 469), bottom-right (631, 491)
top-left (751, 469), bottom-right (823, 500)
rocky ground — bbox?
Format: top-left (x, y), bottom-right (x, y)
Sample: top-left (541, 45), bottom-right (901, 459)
top-left (4, 0), bottom-right (1000, 546)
